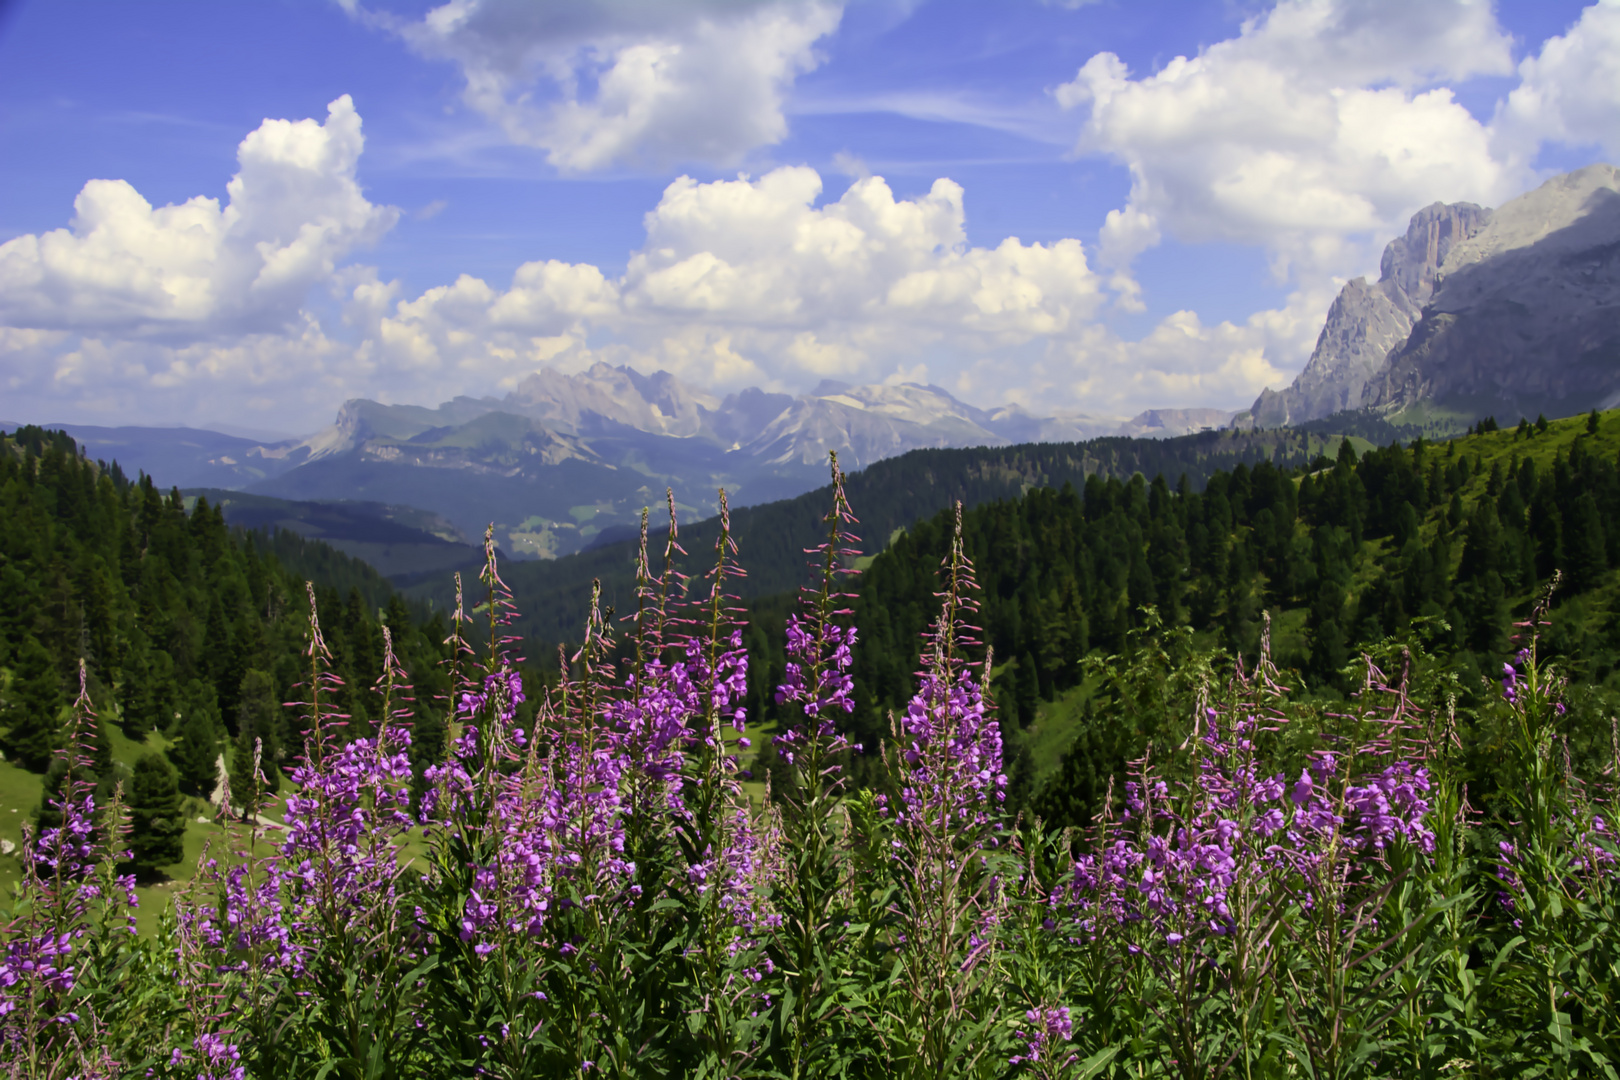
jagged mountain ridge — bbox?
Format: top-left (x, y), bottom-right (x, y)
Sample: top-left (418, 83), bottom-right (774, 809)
top-left (242, 367), bottom-right (1139, 557)
top-left (14, 368), bottom-right (1240, 567)
top-left (1246, 163), bottom-right (1620, 429)
top-left (1247, 202), bottom-right (1491, 426)
top-left (270, 365), bottom-right (1132, 473)
top-left (1367, 164), bottom-right (1620, 417)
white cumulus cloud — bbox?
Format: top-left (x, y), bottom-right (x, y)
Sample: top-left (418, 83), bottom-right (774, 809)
top-left (962, 284), bottom-right (1332, 419)
top-left (1496, 0), bottom-right (1620, 161)
top-left (1056, 0), bottom-right (1522, 285)
top-left (371, 0), bottom-right (842, 171)
top-left (371, 166), bottom-right (1108, 396)
top-left (0, 96), bottom-right (397, 339)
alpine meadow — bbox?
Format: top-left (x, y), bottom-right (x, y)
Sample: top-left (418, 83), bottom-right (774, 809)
top-left (7, 0), bottom-right (1620, 1076)
top-left (6, 407), bottom-right (1620, 1076)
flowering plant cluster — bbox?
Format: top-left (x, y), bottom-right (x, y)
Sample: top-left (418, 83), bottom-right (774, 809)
top-left (4, 470), bottom-right (1620, 1079)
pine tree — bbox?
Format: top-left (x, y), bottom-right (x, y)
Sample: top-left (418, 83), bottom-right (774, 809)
top-left (1565, 491), bottom-right (1608, 593)
top-left (229, 669), bottom-right (283, 813)
top-left (169, 705), bottom-right (220, 799)
top-left (127, 753), bottom-right (186, 880)
top-left (1, 635), bottom-right (62, 771)
top-left (1310, 618), bottom-right (1348, 686)
top-left (1014, 651), bottom-right (1039, 728)
top-left (1032, 701), bottom-right (1109, 830)
top-left (1529, 486), bottom-right (1565, 581)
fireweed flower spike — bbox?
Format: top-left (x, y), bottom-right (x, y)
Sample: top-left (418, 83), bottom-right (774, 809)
top-left (893, 503), bottom-right (1006, 834)
top-left (767, 454), bottom-right (864, 1077)
top-left (1009, 1004), bottom-right (1077, 1075)
top-left (773, 453), bottom-right (861, 762)
top-left (884, 501), bottom-right (1009, 1076)
top-left (1, 661), bottom-right (135, 1074)
top-left (281, 622), bottom-right (415, 932)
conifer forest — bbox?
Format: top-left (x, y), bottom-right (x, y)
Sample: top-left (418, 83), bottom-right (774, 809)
top-left (4, 414), bottom-right (1620, 1078)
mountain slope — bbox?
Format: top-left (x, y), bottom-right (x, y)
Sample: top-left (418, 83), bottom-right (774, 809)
top-left (27, 424), bottom-right (309, 488)
top-left (1366, 164), bottom-right (1620, 418)
top-left (184, 488), bottom-right (480, 578)
top-left (1246, 201), bottom-right (1491, 426)
top-left (1246, 163), bottom-right (1620, 431)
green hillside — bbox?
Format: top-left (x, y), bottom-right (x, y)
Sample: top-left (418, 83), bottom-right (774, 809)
top-left (826, 408), bottom-right (1620, 821)
top-left (13, 409), bottom-right (1620, 904)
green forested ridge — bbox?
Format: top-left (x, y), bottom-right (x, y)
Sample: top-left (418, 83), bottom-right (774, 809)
top-left (830, 408), bottom-right (1620, 823)
top-left (414, 424), bottom-right (1340, 645)
top-left (0, 425), bottom-right (449, 878)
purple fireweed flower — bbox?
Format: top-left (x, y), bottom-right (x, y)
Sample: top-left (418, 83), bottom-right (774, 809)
top-left (776, 615), bottom-right (858, 720)
top-left (773, 617), bottom-right (858, 769)
top-left (1010, 1005), bottom-right (1077, 1068)
top-left (193, 1031), bottom-right (246, 1080)
top-left (1342, 762), bottom-right (1435, 853)
top-left (1291, 769), bottom-right (1313, 808)
top-left (608, 658), bottom-right (697, 798)
top-left (895, 668), bottom-right (1006, 829)
top-left (682, 630), bottom-right (751, 738)
top-left (281, 718), bottom-right (416, 929)
top-left (460, 667), bottom-right (526, 732)
top-left (1, 664), bottom-right (142, 1050)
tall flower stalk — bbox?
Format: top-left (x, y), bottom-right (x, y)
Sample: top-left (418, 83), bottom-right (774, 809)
top-left (1, 661), bottom-right (135, 1079)
top-left (884, 501), bottom-right (1008, 1078)
top-left (768, 454), bottom-right (864, 1078)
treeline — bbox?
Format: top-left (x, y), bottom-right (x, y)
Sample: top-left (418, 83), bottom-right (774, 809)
top-left (831, 409), bottom-right (1620, 817)
top-left (422, 425), bottom-right (1338, 646)
top-left (0, 426), bottom-right (450, 873)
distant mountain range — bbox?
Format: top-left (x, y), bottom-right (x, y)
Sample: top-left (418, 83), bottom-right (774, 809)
top-left (14, 373), bottom-right (1234, 561)
top-left (14, 163), bottom-right (1620, 573)
top-left (401, 426), bottom-right (1334, 645)
top-left (1242, 163), bottom-right (1620, 431)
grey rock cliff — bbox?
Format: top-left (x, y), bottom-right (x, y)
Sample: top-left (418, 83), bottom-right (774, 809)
top-left (1247, 201), bottom-right (1491, 426)
top-left (1365, 164), bottom-right (1620, 418)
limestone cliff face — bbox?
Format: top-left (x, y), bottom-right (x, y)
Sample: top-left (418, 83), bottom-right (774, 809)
top-left (1365, 164), bottom-right (1620, 417)
top-left (1248, 201), bottom-right (1491, 426)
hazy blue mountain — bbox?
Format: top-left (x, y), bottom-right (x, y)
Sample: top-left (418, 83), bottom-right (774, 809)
top-left (20, 424), bottom-right (308, 488)
top-left (241, 365), bottom-right (1130, 559)
top-left (11, 365), bottom-right (1252, 568)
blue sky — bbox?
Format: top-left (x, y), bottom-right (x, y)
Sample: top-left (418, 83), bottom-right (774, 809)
top-left (0, 0), bottom-right (1613, 435)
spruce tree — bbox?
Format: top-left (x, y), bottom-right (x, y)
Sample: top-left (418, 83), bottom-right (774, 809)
top-left (127, 753), bottom-right (186, 880)
top-left (229, 669), bottom-right (283, 814)
top-left (169, 706), bottom-right (220, 799)
top-left (1, 636), bottom-right (62, 772)
top-left (1015, 651), bottom-right (1039, 728)
top-left (1565, 491), bottom-right (1608, 593)
top-left (1529, 486), bottom-right (1565, 581)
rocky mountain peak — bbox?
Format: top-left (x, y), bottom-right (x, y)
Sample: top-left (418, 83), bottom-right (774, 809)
top-left (1380, 201), bottom-right (1492, 310)
top-left (505, 362), bottom-right (716, 438)
top-left (1366, 164), bottom-right (1620, 417)
top-left (1243, 198), bottom-right (1492, 427)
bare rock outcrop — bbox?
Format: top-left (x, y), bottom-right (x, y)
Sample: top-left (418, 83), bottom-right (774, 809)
top-left (1366, 164), bottom-right (1620, 417)
top-left (1247, 201), bottom-right (1491, 426)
